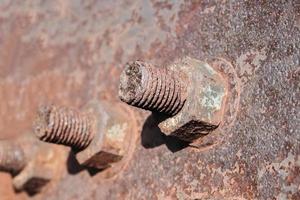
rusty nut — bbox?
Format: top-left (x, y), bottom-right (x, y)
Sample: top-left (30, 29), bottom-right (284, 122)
top-left (75, 100), bottom-right (134, 170)
top-left (157, 57), bottom-right (227, 141)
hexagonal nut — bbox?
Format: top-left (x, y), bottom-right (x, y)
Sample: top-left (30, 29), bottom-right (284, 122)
top-left (13, 142), bottom-right (59, 195)
top-left (75, 100), bottom-right (133, 170)
top-left (158, 57), bottom-right (227, 141)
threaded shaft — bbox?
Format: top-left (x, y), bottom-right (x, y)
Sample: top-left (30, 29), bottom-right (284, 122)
top-left (119, 61), bottom-right (187, 116)
top-left (34, 105), bottom-right (94, 150)
top-left (0, 142), bottom-right (26, 174)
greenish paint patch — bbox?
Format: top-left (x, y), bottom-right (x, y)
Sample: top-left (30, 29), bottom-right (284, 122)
top-left (201, 85), bottom-right (224, 111)
top-left (203, 63), bottom-right (216, 75)
top-left (107, 123), bottom-right (128, 142)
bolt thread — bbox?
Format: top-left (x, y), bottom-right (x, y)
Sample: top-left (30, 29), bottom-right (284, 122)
top-left (34, 105), bottom-right (94, 150)
top-left (119, 61), bottom-right (187, 116)
top-left (0, 142), bottom-right (26, 174)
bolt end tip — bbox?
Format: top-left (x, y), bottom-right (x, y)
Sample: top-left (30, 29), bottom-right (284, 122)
top-left (119, 61), bottom-right (145, 104)
top-left (33, 105), bottom-right (53, 140)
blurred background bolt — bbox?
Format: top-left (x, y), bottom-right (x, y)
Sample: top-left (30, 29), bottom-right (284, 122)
top-left (34, 105), bottom-right (94, 150)
top-left (34, 100), bottom-right (137, 172)
top-left (0, 141), bottom-right (26, 174)
top-left (12, 139), bottom-right (58, 196)
top-left (119, 61), bottom-right (187, 116)
top-left (0, 134), bottom-right (64, 196)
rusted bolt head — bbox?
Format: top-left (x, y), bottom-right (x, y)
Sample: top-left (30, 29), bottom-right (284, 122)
top-left (157, 57), bottom-right (227, 141)
top-left (75, 100), bottom-right (135, 170)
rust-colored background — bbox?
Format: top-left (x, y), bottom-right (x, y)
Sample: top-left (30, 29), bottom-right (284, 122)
top-left (0, 1), bottom-right (299, 199)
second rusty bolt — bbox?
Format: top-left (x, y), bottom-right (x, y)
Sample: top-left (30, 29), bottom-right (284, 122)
top-left (34, 100), bottom-right (137, 172)
top-left (34, 105), bottom-right (94, 150)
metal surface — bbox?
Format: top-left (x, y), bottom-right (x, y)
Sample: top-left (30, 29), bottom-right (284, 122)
top-left (0, 0), bottom-right (299, 200)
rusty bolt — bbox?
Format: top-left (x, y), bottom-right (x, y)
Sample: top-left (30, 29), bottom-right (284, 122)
top-left (119, 57), bottom-right (228, 142)
top-left (119, 61), bottom-right (187, 116)
top-left (34, 100), bottom-right (136, 171)
top-left (34, 105), bottom-right (94, 150)
top-left (0, 141), bottom-right (26, 174)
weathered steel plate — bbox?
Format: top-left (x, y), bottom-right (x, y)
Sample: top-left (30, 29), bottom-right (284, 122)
top-left (0, 1), bottom-right (299, 199)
